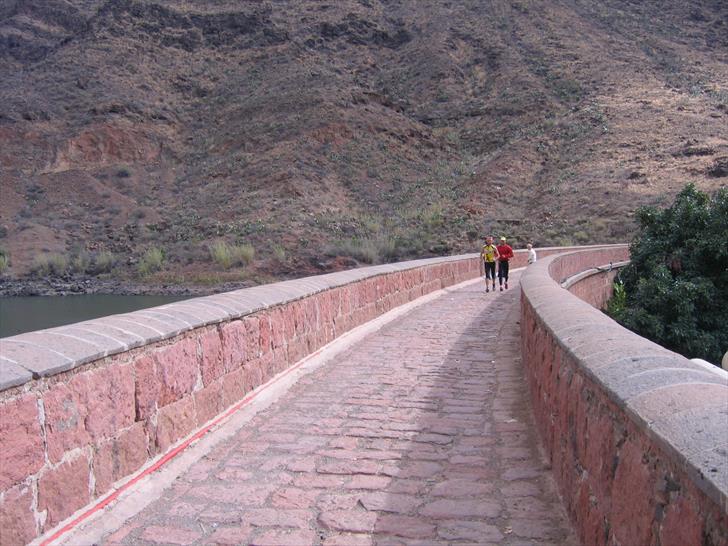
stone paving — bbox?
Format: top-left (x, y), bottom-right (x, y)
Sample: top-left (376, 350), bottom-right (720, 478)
top-left (102, 274), bottom-right (577, 546)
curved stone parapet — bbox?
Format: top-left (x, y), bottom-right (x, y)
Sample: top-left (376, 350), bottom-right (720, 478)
top-left (0, 245), bottom-right (604, 545)
top-left (520, 247), bottom-right (728, 546)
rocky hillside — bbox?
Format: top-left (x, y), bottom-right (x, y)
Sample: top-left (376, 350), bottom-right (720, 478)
top-left (1, 0), bottom-right (726, 288)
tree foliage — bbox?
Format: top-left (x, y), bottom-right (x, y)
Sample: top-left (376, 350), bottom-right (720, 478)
top-left (608, 184), bottom-right (728, 365)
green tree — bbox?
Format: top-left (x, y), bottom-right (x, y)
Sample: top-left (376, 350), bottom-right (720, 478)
top-left (609, 184), bottom-right (728, 365)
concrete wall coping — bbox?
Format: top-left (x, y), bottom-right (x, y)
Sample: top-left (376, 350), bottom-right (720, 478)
top-left (691, 358), bottom-right (728, 378)
top-left (0, 245), bottom-right (618, 393)
top-left (521, 249), bottom-right (728, 510)
top-left (0, 255), bottom-right (451, 388)
top-left (559, 260), bottom-right (630, 290)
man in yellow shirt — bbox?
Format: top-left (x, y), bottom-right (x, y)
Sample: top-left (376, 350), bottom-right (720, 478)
top-left (480, 236), bottom-right (500, 292)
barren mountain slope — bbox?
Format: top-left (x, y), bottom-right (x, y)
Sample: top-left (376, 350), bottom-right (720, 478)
top-left (0, 0), bottom-right (726, 285)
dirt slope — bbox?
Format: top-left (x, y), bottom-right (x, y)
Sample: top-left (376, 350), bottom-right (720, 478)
top-left (0, 0), bottom-right (726, 286)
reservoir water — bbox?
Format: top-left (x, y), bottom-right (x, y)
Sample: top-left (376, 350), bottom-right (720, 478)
top-left (0, 294), bottom-right (190, 338)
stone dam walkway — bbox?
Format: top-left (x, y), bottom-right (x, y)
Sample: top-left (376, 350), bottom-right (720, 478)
top-left (92, 273), bottom-right (577, 546)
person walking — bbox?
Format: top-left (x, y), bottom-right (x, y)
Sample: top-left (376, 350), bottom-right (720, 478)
top-left (527, 243), bottom-right (537, 265)
top-left (496, 236), bottom-right (514, 290)
top-left (480, 236), bottom-right (499, 292)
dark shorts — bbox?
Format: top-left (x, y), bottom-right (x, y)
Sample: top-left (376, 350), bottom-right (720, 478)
top-left (498, 260), bottom-right (509, 281)
top-left (484, 261), bottom-right (496, 279)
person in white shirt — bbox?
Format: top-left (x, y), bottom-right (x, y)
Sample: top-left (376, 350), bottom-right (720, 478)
top-left (527, 243), bottom-right (537, 264)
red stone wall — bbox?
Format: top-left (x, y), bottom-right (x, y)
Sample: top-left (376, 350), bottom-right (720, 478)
top-left (0, 245), bottom-right (618, 544)
top-left (2, 257), bottom-right (484, 544)
top-left (520, 247), bottom-right (728, 546)
top-left (566, 268), bottom-right (621, 309)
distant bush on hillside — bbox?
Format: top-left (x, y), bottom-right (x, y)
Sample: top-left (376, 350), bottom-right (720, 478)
top-left (607, 184), bottom-right (728, 365)
top-left (138, 247), bottom-right (165, 276)
top-left (71, 251), bottom-right (91, 273)
top-left (0, 249), bottom-right (9, 275)
top-left (208, 241), bottom-right (255, 269)
top-left (272, 244), bottom-right (287, 264)
top-left (93, 250), bottom-right (116, 274)
top-left (326, 235), bottom-right (401, 265)
top-left (28, 250), bottom-right (119, 277)
top-left (31, 253), bottom-right (69, 277)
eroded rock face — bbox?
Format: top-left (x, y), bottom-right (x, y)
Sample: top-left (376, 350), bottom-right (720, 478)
top-left (97, 1), bottom-right (289, 51)
top-left (707, 157), bottom-right (728, 178)
top-left (0, 0), bottom-right (96, 63)
top-left (50, 123), bottom-right (162, 173)
top-left (314, 17), bottom-right (411, 49)
top-left (0, 0), bottom-right (727, 281)
top-left (0, 0), bottom-right (287, 63)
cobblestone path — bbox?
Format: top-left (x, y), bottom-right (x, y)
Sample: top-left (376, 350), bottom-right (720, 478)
top-left (103, 275), bottom-right (577, 546)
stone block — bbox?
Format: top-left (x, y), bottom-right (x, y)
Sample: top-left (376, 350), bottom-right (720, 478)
top-left (94, 317), bottom-right (166, 344)
top-left (627, 383), bottom-right (728, 425)
top-left (253, 529), bottom-right (316, 546)
top-left (268, 309), bottom-right (286, 349)
top-left (198, 329), bottom-right (224, 385)
top-left (38, 453), bottom-right (90, 528)
top-left (293, 336), bottom-right (312, 363)
top-left (189, 299), bottom-right (236, 321)
top-left (276, 348), bottom-right (291, 374)
top-left (55, 326), bottom-right (129, 356)
top-left (306, 298), bottom-right (320, 331)
top-left (221, 368), bottom-right (246, 408)
top-left (71, 320), bottom-right (147, 350)
top-left (121, 313), bottom-right (183, 340)
top-left (316, 294), bottom-right (331, 326)
top-left (244, 357), bottom-right (265, 391)
top-left (574, 480), bottom-right (607, 546)
top-left (194, 381), bottom-right (223, 425)
top-left (154, 337), bottom-right (199, 408)
top-left (333, 315), bottom-right (350, 336)
top-left (582, 401), bottom-right (619, 507)
top-left (0, 394), bottom-right (44, 490)
top-left (334, 287), bottom-right (348, 316)
top-left (158, 302), bottom-right (227, 327)
top-left (43, 379), bottom-right (91, 463)
top-left (576, 341), bottom-right (673, 376)
top-left (155, 396), bottom-right (197, 452)
top-left (687, 444), bottom-right (728, 500)
top-left (614, 367), bottom-right (722, 406)
top-left (134, 354), bottom-right (159, 421)
top-left (282, 307), bottom-right (296, 341)
top-left (93, 446), bottom-right (118, 494)
top-left (0, 483), bottom-right (37, 546)
top-left (0, 358), bottom-right (34, 390)
top-left (139, 525), bottom-right (201, 545)
top-left (0, 339), bottom-right (75, 378)
top-left (211, 291), bottom-right (266, 315)
top-left (93, 422), bottom-right (148, 496)
top-left (318, 510), bottom-right (376, 533)
top-left (14, 331), bottom-right (104, 367)
top-left (258, 314), bottom-right (272, 355)
top-left (84, 364), bottom-right (135, 442)
top-left (233, 285), bottom-right (287, 309)
top-left (610, 438), bottom-right (654, 546)
top-left (659, 494), bottom-right (702, 546)
top-left (221, 321), bottom-right (247, 371)
top-left (651, 406), bottom-right (728, 463)
top-left (207, 526), bottom-right (253, 545)
top-left (145, 306), bottom-right (204, 330)
top-left (136, 310), bottom-right (192, 336)
top-left (419, 499), bottom-right (500, 519)
top-left (243, 316), bottom-right (261, 360)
